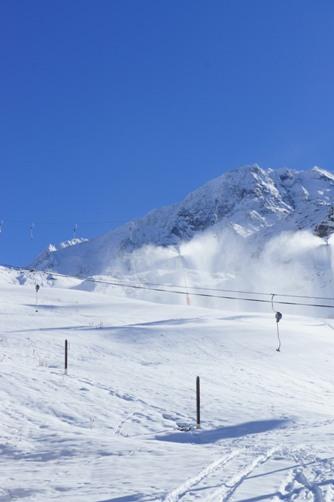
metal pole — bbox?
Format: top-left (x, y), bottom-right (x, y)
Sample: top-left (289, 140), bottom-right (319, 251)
top-left (65, 339), bottom-right (68, 374)
top-left (196, 376), bottom-right (201, 429)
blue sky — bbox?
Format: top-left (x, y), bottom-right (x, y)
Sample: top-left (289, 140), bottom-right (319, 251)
top-left (1, 0), bottom-right (334, 266)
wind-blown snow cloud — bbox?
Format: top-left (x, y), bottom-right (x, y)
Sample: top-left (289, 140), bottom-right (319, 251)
top-left (94, 228), bottom-right (334, 316)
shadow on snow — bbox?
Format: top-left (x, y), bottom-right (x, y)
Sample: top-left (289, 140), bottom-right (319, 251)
top-left (155, 419), bottom-right (290, 444)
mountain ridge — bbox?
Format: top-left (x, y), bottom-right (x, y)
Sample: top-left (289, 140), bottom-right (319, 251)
top-left (33, 165), bottom-right (334, 276)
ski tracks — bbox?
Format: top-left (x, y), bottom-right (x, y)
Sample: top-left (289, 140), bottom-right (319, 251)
top-left (162, 446), bottom-right (276, 502)
top-left (162, 449), bottom-right (239, 502)
top-left (273, 450), bottom-right (334, 501)
top-left (202, 446), bottom-right (277, 502)
top-left (162, 447), bottom-right (334, 502)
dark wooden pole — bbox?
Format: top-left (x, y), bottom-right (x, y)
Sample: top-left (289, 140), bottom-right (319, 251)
top-left (196, 376), bottom-right (200, 429)
top-left (65, 339), bottom-right (68, 374)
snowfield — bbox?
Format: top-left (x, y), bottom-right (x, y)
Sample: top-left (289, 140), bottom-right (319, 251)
top-left (1, 269), bottom-right (334, 501)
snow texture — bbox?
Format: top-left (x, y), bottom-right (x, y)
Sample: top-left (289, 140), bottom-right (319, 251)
top-left (1, 266), bottom-right (334, 500)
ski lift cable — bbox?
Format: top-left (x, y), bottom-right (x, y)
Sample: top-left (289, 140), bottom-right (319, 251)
top-left (6, 265), bottom-right (334, 307)
top-left (40, 267), bottom-right (334, 302)
top-left (38, 269), bottom-right (334, 309)
top-left (35, 266), bottom-right (330, 301)
top-left (78, 276), bottom-right (334, 304)
top-left (0, 218), bottom-right (130, 225)
top-left (168, 284), bottom-right (334, 302)
top-left (87, 278), bottom-right (334, 309)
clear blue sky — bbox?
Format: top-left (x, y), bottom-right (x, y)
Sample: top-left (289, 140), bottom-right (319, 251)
top-left (1, 0), bottom-right (334, 266)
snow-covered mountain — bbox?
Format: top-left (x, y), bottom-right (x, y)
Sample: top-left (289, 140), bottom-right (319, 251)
top-left (33, 165), bottom-right (334, 271)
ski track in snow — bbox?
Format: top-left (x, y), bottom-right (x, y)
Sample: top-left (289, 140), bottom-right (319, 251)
top-left (160, 443), bottom-right (334, 501)
top-left (205, 447), bottom-right (278, 501)
top-left (276, 451), bottom-right (334, 502)
top-left (162, 449), bottom-right (240, 502)
top-left (162, 447), bottom-right (275, 502)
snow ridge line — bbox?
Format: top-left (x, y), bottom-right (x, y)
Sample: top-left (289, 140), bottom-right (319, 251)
top-left (203, 447), bottom-right (278, 501)
top-left (162, 449), bottom-right (240, 502)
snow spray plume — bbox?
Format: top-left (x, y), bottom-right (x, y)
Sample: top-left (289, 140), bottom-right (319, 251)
top-left (83, 229), bottom-right (334, 316)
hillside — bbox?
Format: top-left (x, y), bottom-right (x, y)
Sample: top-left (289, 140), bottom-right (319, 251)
top-left (1, 267), bottom-right (334, 500)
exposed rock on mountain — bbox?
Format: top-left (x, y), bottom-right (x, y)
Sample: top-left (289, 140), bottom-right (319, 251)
top-left (33, 165), bottom-right (334, 278)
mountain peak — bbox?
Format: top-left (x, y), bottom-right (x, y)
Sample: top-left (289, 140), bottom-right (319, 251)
top-left (33, 165), bottom-right (334, 276)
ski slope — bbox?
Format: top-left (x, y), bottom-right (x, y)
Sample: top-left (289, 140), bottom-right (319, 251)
top-left (1, 271), bottom-right (334, 501)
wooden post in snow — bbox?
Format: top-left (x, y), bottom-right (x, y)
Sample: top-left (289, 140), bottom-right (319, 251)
top-left (196, 376), bottom-right (201, 429)
top-left (64, 339), bottom-right (68, 374)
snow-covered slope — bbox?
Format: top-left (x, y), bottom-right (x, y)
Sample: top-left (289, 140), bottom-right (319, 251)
top-left (2, 267), bottom-right (334, 500)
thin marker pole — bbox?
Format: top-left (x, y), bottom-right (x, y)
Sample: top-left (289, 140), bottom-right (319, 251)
top-left (65, 339), bottom-right (68, 374)
top-left (73, 223), bottom-right (78, 240)
top-left (196, 376), bottom-right (201, 429)
top-left (35, 284), bottom-right (40, 312)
